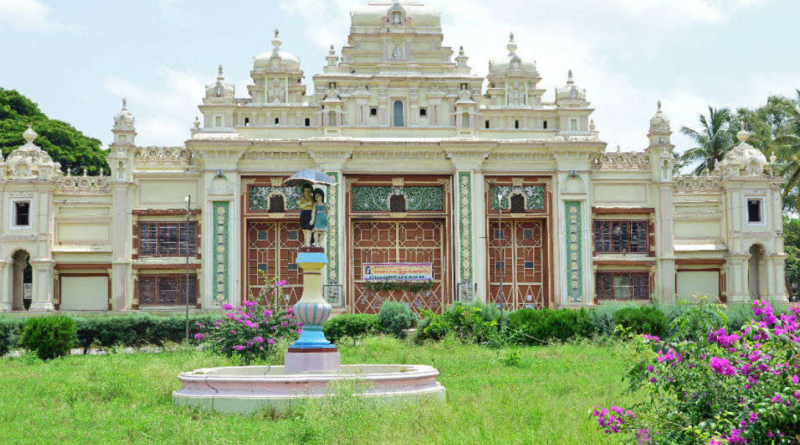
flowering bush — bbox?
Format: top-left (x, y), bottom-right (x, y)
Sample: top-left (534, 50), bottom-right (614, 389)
top-left (592, 301), bottom-right (800, 444)
top-left (196, 277), bottom-right (300, 364)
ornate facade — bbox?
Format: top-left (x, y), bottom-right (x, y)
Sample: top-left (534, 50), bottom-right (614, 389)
top-left (0, 2), bottom-right (788, 313)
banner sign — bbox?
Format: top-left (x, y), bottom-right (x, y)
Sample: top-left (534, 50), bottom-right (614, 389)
top-left (363, 263), bottom-right (433, 282)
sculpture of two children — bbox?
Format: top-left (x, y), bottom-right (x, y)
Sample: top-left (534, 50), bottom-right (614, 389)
top-left (298, 183), bottom-right (330, 249)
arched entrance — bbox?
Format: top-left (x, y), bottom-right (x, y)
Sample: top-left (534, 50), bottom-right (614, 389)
top-left (11, 250), bottom-right (32, 311)
top-left (748, 244), bottom-right (766, 300)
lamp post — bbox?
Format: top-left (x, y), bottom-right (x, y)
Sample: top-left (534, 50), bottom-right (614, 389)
top-left (184, 194), bottom-right (191, 342)
top-left (497, 193), bottom-right (504, 331)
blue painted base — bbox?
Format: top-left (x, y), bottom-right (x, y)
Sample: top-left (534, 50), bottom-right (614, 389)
top-left (296, 252), bottom-right (328, 264)
top-left (290, 325), bottom-right (336, 349)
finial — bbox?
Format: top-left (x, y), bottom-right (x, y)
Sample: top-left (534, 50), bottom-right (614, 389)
top-left (193, 116), bottom-right (200, 129)
top-left (122, 97), bottom-right (127, 110)
top-left (509, 32), bottom-right (514, 41)
top-left (736, 122), bottom-right (750, 143)
top-left (218, 64), bottom-right (223, 77)
top-left (616, 144), bottom-right (621, 153)
top-left (567, 69), bottom-right (574, 83)
top-left (83, 168), bottom-right (87, 177)
top-left (507, 32), bottom-right (518, 56)
top-left (329, 44), bottom-right (335, 54)
top-left (67, 167), bottom-right (72, 177)
top-left (23, 124), bottom-right (37, 144)
top-left (657, 100), bottom-right (662, 112)
top-left (274, 29), bottom-right (279, 38)
top-left (459, 45), bottom-right (465, 56)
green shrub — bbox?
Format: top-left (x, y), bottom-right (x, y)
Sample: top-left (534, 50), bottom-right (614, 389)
top-left (20, 316), bottom-right (77, 360)
top-left (416, 302), bottom-right (501, 345)
top-left (323, 314), bottom-right (381, 343)
top-left (72, 314), bottom-right (215, 352)
top-left (0, 318), bottom-right (24, 357)
top-left (508, 308), bottom-right (592, 345)
top-left (612, 306), bottom-right (668, 337)
top-left (724, 303), bottom-right (756, 332)
top-left (588, 304), bottom-right (639, 336)
top-left (378, 301), bottom-right (417, 338)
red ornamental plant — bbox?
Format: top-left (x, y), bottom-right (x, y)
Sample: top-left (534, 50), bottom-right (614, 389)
top-left (592, 301), bottom-right (800, 444)
top-left (195, 280), bottom-right (301, 364)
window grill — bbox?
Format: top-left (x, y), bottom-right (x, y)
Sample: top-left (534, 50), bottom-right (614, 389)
top-left (268, 195), bottom-right (285, 213)
top-left (593, 220), bottom-right (648, 254)
top-left (139, 222), bottom-right (197, 257)
top-left (596, 271), bottom-right (649, 301)
top-left (389, 194), bottom-right (407, 213)
top-left (139, 274), bottom-right (197, 306)
top-left (510, 194), bottom-right (526, 213)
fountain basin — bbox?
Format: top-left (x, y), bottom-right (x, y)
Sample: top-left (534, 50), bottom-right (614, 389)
top-left (172, 364), bottom-right (446, 413)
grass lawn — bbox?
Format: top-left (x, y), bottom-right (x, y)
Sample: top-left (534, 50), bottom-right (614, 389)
top-left (0, 337), bottom-right (638, 445)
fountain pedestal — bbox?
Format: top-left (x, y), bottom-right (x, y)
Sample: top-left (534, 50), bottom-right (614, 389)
top-left (284, 247), bottom-right (340, 373)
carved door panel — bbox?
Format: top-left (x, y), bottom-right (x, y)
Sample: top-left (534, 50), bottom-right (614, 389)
top-left (488, 220), bottom-right (547, 310)
top-left (247, 221), bottom-right (303, 307)
top-left (351, 221), bottom-right (446, 314)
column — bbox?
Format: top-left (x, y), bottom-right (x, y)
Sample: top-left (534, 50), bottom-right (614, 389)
top-left (472, 170), bottom-right (486, 302)
top-left (0, 261), bottom-right (11, 311)
top-left (29, 259), bottom-right (55, 311)
top-left (657, 184), bottom-right (676, 303)
top-left (726, 254), bottom-right (750, 302)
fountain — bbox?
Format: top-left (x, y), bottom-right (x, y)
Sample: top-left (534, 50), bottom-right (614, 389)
top-left (172, 168), bottom-right (446, 413)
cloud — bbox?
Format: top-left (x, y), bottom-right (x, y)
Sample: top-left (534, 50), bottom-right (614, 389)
top-left (104, 67), bottom-right (206, 146)
top-left (0, 0), bottom-right (53, 31)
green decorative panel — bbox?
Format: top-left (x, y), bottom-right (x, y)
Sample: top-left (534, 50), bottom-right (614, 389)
top-left (565, 201), bottom-right (583, 303)
top-left (326, 172), bottom-right (339, 284)
top-left (352, 186), bottom-right (444, 212)
top-left (458, 172), bottom-right (473, 282)
top-left (490, 185), bottom-right (544, 210)
top-left (249, 186), bottom-right (303, 210)
top-left (213, 201), bottom-right (230, 306)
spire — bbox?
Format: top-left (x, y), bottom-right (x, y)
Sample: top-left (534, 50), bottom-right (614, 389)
top-left (507, 32), bottom-right (517, 56)
top-left (455, 45), bottom-right (469, 69)
top-left (121, 97), bottom-right (127, 110)
top-left (737, 121), bottom-right (750, 143)
top-left (567, 69), bottom-right (574, 85)
top-left (23, 124), bottom-right (37, 144)
top-left (657, 100), bottom-right (662, 112)
top-left (217, 64), bottom-right (224, 80)
top-left (326, 44), bottom-right (339, 67)
top-left (272, 29), bottom-right (283, 56)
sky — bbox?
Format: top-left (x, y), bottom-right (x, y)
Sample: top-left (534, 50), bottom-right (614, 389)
top-left (1, 0), bottom-right (799, 153)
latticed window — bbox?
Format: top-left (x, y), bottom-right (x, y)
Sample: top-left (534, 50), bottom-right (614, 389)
top-left (510, 194), bottom-right (526, 213)
top-left (389, 194), bottom-right (407, 213)
top-left (138, 274), bottom-right (197, 306)
top-left (139, 222), bottom-right (197, 257)
top-left (268, 195), bottom-right (285, 213)
top-left (596, 272), bottom-right (649, 301)
top-left (593, 220), bottom-right (648, 254)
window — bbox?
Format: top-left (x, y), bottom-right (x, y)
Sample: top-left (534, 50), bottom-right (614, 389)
top-left (462, 113), bottom-right (470, 128)
top-left (370, 107), bottom-right (378, 117)
top-left (274, 117), bottom-right (280, 125)
top-left (287, 230), bottom-right (299, 241)
top-left (594, 220), bottom-right (649, 254)
top-left (543, 120), bottom-right (548, 129)
top-left (268, 195), bottom-right (285, 213)
top-left (139, 222), bottom-right (198, 257)
top-left (288, 263), bottom-right (299, 272)
top-left (419, 108), bottom-right (427, 117)
top-left (510, 194), bottom-right (526, 213)
top-left (570, 119), bottom-right (578, 132)
top-left (244, 117), bottom-right (250, 126)
top-left (138, 274), bottom-right (197, 306)
top-left (389, 194), bottom-right (407, 213)
top-left (305, 117), bottom-right (311, 127)
top-left (514, 120), bottom-right (520, 129)
top-left (485, 120), bottom-right (490, 129)
top-left (596, 272), bottom-right (650, 301)
top-left (14, 201), bottom-right (30, 227)
top-left (747, 199), bottom-right (763, 224)
top-left (493, 229), bottom-right (504, 240)
top-left (393, 101), bottom-right (404, 127)
top-left (214, 116), bottom-right (222, 127)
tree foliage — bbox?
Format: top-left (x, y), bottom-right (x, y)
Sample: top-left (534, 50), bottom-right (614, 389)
top-left (0, 88), bottom-right (108, 175)
top-left (680, 106), bottom-right (734, 174)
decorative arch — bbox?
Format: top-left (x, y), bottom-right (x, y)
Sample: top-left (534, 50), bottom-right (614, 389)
top-left (748, 243), bottom-right (767, 300)
top-left (10, 248), bottom-right (32, 311)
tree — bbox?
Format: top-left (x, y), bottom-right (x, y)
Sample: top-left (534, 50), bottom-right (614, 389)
top-left (679, 106), bottom-right (733, 174)
top-left (769, 91), bottom-right (800, 213)
top-left (0, 88), bottom-right (109, 175)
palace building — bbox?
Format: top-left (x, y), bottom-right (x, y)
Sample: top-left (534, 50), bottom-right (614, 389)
top-left (0, 2), bottom-right (789, 313)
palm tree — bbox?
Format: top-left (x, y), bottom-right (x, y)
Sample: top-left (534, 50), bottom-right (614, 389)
top-left (772, 90), bottom-right (800, 212)
top-left (680, 106), bottom-right (733, 174)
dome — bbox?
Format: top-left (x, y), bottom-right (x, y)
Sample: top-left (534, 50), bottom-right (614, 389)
top-left (649, 101), bottom-right (670, 133)
top-left (205, 65), bottom-right (235, 98)
top-left (555, 70), bottom-right (587, 104)
top-left (489, 33), bottom-right (537, 73)
top-left (113, 98), bottom-right (135, 130)
top-left (721, 127), bottom-right (768, 174)
top-left (253, 30), bottom-right (300, 70)
top-left (6, 125), bottom-right (54, 176)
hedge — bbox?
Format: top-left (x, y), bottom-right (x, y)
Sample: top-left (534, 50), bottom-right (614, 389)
top-left (322, 314), bottom-right (382, 343)
top-left (0, 314), bottom-right (217, 356)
